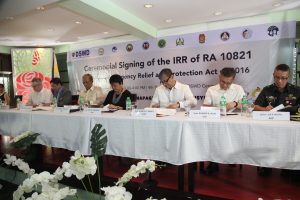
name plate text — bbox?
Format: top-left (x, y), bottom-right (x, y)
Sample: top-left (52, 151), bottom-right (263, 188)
top-left (131, 109), bottom-right (156, 117)
top-left (189, 110), bottom-right (220, 119)
top-left (252, 111), bottom-right (290, 121)
top-left (83, 108), bottom-right (102, 115)
top-left (54, 107), bottom-right (71, 114)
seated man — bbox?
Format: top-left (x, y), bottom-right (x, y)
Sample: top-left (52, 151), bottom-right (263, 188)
top-left (50, 78), bottom-right (72, 107)
top-left (27, 77), bottom-right (52, 107)
top-left (79, 73), bottom-right (105, 106)
top-left (0, 83), bottom-right (10, 105)
top-left (150, 68), bottom-right (197, 109)
top-left (203, 67), bottom-right (245, 174)
top-left (254, 64), bottom-right (300, 111)
top-left (254, 64), bottom-right (300, 176)
top-left (103, 74), bottom-right (132, 110)
top-left (203, 67), bottom-right (245, 111)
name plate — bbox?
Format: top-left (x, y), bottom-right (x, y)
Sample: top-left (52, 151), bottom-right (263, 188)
top-left (252, 111), bottom-right (290, 121)
top-left (189, 110), bottom-right (220, 119)
top-left (20, 105), bottom-right (32, 112)
top-left (54, 107), bottom-right (70, 114)
top-left (131, 109), bottom-right (156, 117)
top-left (83, 108), bottom-right (102, 115)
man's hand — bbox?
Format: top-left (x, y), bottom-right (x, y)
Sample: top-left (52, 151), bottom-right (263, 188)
top-left (151, 103), bottom-right (160, 108)
top-left (167, 103), bottom-right (179, 109)
top-left (265, 105), bottom-right (273, 111)
top-left (226, 102), bottom-right (236, 110)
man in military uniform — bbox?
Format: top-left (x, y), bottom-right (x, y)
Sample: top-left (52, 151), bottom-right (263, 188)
top-left (255, 64), bottom-right (300, 111)
top-left (254, 64), bottom-right (300, 176)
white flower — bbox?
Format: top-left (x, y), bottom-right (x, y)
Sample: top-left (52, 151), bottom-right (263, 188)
top-left (116, 160), bottom-right (157, 186)
top-left (13, 186), bottom-right (25, 200)
top-left (51, 167), bottom-right (65, 182)
top-left (4, 154), bottom-right (35, 176)
top-left (102, 186), bottom-right (132, 200)
top-left (66, 150), bottom-right (97, 180)
top-left (10, 131), bottom-right (33, 143)
top-left (146, 197), bottom-right (167, 200)
top-left (4, 154), bottom-right (17, 165)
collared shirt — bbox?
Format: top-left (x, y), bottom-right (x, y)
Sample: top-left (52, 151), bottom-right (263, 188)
top-left (255, 83), bottom-right (300, 107)
top-left (79, 85), bottom-right (105, 105)
top-left (150, 81), bottom-right (197, 108)
top-left (203, 83), bottom-right (245, 106)
top-left (28, 88), bottom-right (53, 105)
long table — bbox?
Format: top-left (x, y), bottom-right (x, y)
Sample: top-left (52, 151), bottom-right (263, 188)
top-left (1, 109), bottom-right (300, 170)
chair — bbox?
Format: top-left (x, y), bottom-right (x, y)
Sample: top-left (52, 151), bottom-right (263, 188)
top-left (71, 95), bottom-right (79, 105)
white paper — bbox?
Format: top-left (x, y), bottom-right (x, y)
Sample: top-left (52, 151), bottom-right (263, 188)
top-left (145, 108), bottom-right (176, 116)
top-left (252, 111), bottom-right (290, 121)
top-left (270, 104), bottom-right (285, 112)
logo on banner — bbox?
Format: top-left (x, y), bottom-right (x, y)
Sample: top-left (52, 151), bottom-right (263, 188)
top-left (32, 50), bottom-right (40, 66)
top-left (98, 48), bottom-right (104, 55)
top-left (142, 42), bottom-right (150, 50)
top-left (72, 49), bottom-right (90, 58)
top-left (112, 46), bottom-right (117, 52)
top-left (242, 29), bottom-right (252, 39)
top-left (267, 25), bottom-right (279, 37)
top-left (126, 44), bottom-right (133, 52)
top-left (176, 37), bottom-right (184, 46)
top-left (158, 39), bottom-right (166, 48)
top-left (220, 32), bottom-right (230, 41)
top-left (199, 34), bottom-right (205, 43)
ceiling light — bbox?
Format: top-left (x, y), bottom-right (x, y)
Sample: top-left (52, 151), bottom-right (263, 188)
top-left (273, 3), bottom-right (281, 7)
top-left (75, 21), bottom-right (82, 25)
top-left (144, 4), bottom-right (153, 8)
top-left (36, 6), bottom-right (45, 11)
top-left (214, 11), bottom-right (223, 16)
top-left (5, 16), bottom-right (14, 20)
top-left (103, 32), bottom-right (109, 34)
top-left (165, 19), bottom-right (173, 23)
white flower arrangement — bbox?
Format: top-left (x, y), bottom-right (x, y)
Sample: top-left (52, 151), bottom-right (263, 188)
top-left (4, 154), bottom-right (35, 176)
top-left (116, 160), bottom-right (156, 186)
top-left (102, 186), bottom-right (132, 200)
top-left (4, 151), bottom-right (165, 200)
top-left (63, 150), bottom-right (97, 180)
top-left (10, 131), bottom-right (33, 143)
top-left (101, 160), bottom-right (166, 200)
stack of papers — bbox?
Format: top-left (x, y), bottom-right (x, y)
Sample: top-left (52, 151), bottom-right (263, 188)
top-left (144, 108), bottom-right (176, 116)
top-left (32, 106), bottom-right (53, 111)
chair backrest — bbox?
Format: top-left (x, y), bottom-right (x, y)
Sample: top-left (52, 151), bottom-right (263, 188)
top-left (71, 95), bottom-right (79, 105)
top-left (15, 95), bottom-right (22, 101)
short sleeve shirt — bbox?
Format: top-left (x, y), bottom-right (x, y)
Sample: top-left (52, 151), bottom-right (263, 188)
top-left (254, 83), bottom-right (300, 107)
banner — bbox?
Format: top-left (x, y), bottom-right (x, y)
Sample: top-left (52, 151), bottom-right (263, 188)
top-left (12, 48), bottom-right (53, 103)
top-left (67, 22), bottom-right (296, 108)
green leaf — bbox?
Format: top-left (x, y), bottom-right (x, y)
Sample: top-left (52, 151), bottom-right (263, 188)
top-left (11, 133), bottom-right (40, 148)
top-left (90, 124), bottom-right (107, 157)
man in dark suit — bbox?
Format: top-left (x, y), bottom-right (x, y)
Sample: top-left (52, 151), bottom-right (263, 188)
top-left (50, 78), bottom-right (72, 107)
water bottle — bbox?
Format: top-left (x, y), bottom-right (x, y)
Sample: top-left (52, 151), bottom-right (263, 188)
top-left (52, 97), bottom-right (57, 108)
top-left (79, 96), bottom-right (84, 110)
top-left (241, 95), bottom-right (248, 116)
top-left (220, 95), bottom-right (227, 116)
top-left (16, 97), bottom-right (21, 109)
top-left (126, 97), bottom-right (132, 110)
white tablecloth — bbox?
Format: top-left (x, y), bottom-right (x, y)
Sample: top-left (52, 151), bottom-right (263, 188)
top-left (1, 109), bottom-right (300, 169)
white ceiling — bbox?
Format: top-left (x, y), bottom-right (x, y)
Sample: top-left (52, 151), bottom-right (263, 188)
top-left (0, 0), bottom-right (300, 47)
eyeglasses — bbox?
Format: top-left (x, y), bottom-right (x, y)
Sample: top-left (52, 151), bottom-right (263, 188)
top-left (160, 76), bottom-right (171, 84)
top-left (274, 76), bottom-right (289, 81)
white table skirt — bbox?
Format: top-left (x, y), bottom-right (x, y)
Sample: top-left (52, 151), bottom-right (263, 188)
top-left (1, 109), bottom-right (300, 169)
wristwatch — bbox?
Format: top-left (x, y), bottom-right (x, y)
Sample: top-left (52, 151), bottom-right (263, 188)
top-left (233, 101), bottom-right (238, 108)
